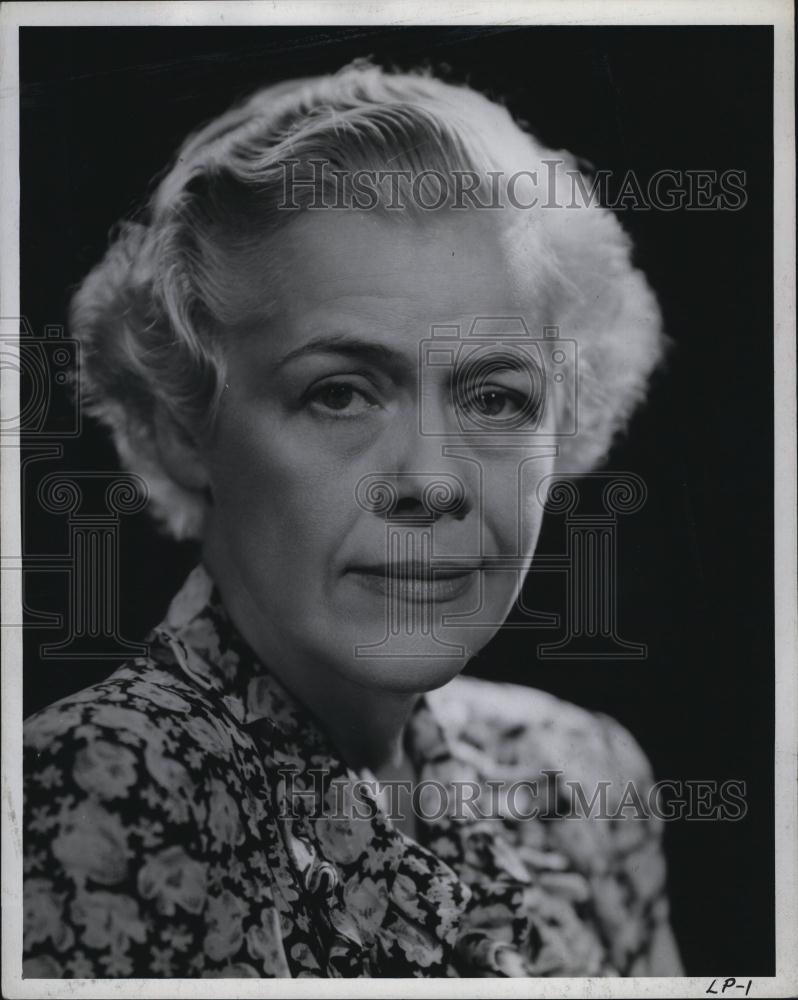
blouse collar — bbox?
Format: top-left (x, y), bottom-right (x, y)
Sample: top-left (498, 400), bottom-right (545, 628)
top-left (153, 563), bottom-right (543, 976)
top-left (156, 563), bottom-right (445, 758)
top-left (153, 564), bottom-right (476, 973)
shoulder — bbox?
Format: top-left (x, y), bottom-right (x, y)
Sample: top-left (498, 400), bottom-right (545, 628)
top-left (429, 676), bottom-right (676, 949)
top-left (23, 655), bottom-right (262, 898)
top-left (22, 658), bottom-right (279, 978)
top-left (428, 680), bottom-right (682, 976)
top-left (27, 654), bottom-right (228, 747)
top-left (23, 654), bottom-right (249, 819)
top-left (427, 674), bottom-right (654, 787)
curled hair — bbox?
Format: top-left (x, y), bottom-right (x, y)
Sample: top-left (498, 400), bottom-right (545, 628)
top-left (70, 60), bottom-right (666, 539)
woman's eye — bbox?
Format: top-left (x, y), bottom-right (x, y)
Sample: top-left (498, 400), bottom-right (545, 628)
top-left (461, 386), bottom-right (530, 420)
top-left (307, 381), bottom-right (377, 417)
top-left (470, 389), bottom-right (513, 417)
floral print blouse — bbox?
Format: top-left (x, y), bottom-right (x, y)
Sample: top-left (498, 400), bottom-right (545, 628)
top-left (23, 565), bottom-right (682, 978)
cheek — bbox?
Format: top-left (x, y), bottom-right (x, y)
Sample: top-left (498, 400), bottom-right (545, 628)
top-left (205, 406), bottom-right (360, 547)
top-left (479, 453), bottom-right (554, 553)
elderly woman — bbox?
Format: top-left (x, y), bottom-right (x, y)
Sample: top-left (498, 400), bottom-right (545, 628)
top-left (23, 62), bottom-right (682, 978)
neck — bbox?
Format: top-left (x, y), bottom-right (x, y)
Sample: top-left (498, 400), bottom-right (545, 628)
top-left (286, 671), bottom-right (418, 775)
top-left (202, 552), bottom-right (419, 776)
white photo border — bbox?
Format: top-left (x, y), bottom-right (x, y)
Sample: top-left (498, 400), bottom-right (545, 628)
top-left (1, 2), bottom-right (795, 998)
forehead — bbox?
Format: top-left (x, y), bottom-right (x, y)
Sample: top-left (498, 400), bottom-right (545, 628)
top-left (281, 211), bottom-right (530, 331)
top-left (220, 210), bottom-right (547, 356)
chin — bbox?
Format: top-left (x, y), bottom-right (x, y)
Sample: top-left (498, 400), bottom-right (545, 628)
top-left (332, 625), bottom-right (497, 695)
top-left (340, 656), bottom-right (469, 696)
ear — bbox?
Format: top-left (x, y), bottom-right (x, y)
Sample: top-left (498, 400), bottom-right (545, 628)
top-left (153, 403), bottom-right (211, 496)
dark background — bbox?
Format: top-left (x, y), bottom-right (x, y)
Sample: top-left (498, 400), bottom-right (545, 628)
top-left (20, 26), bottom-right (774, 975)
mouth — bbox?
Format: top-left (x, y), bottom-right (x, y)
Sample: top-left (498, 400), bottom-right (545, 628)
top-left (346, 561), bottom-right (481, 603)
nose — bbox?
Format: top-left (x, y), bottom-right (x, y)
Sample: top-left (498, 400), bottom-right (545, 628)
top-left (356, 471), bottom-right (470, 523)
top-left (356, 397), bottom-right (478, 522)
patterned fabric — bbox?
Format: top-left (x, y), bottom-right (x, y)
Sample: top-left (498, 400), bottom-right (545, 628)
top-left (23, 565), bottom-right (682, 978)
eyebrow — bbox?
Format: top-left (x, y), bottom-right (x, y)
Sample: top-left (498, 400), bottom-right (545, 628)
top-left (273, 332), bottom-right (541, 381)
top-left (273, 334), bottom-right (415, 374)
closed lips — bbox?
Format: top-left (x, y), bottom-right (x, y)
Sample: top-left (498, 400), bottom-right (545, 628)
top-left (345, 564), bottom-right (479, 603)
top-left (347, 562), bottom-right (480, 578)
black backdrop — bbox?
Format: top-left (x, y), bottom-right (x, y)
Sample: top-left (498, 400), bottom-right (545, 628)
top-left (19, 26), bottom-right (774, 976)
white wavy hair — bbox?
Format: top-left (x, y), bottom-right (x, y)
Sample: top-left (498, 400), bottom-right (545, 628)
top-left (70, 60), bottom-right (666, 539)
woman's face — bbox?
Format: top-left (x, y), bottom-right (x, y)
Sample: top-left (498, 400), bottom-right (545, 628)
top-left (200, 210), bottom-right (557, 694)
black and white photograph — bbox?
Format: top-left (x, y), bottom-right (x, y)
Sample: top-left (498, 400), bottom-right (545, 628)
top-left (1, 2), bottom-right (796, 995)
